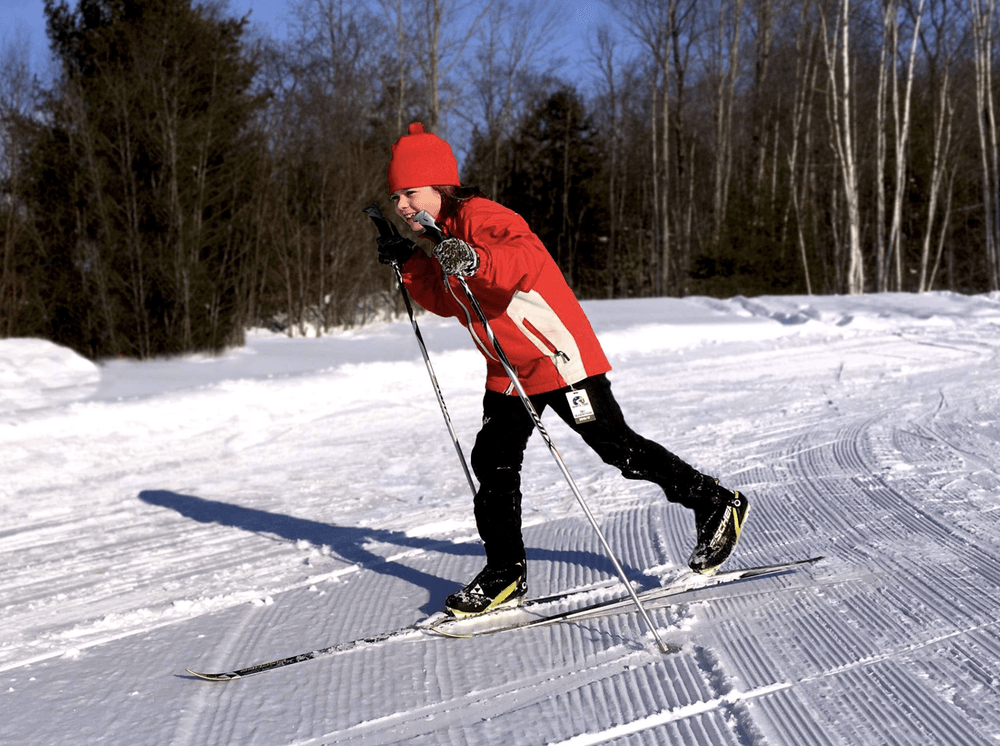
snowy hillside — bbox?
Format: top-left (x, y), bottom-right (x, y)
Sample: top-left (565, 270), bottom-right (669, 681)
top-left (2, 292), bottom-right (1000, 745)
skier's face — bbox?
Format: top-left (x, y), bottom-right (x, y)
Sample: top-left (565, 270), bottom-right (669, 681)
top-left (391, 186), bottom-right (442, 233)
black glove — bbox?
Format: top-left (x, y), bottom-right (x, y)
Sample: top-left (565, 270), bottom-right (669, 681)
top-left (377, 234), bottom-right (417, 267)
top-left (434, 237), bottom-right (479, 277)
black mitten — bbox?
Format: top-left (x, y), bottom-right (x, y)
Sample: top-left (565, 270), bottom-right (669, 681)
top-left (377, 235), bottom-right (417, 267)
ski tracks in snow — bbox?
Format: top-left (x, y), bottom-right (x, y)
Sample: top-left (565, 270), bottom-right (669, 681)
top-left (679, 334), bottom-right (1000, 746)
top-left (5, 300), bottom-right (1000, 745)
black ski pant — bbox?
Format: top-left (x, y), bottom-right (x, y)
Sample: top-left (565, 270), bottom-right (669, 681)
top-left (470, 373), bottom-right (715, 568)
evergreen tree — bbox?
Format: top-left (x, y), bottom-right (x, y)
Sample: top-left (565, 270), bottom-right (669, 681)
top-left (16, 0), bottom-right (263, 358)
top-left (468, 87), bottom-right (605, 296)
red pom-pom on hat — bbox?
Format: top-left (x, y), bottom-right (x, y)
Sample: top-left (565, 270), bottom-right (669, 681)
top-left (387, 122), bottom-right (461, 194)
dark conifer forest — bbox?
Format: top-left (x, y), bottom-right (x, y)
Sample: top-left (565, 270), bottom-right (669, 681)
top-left (2, 0), bottom-right (998, 358)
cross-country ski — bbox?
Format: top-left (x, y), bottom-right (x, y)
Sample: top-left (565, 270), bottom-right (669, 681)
top-left (185, 557), bottom-right (821, 680)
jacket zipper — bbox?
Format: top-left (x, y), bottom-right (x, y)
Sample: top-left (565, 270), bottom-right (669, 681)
top-left (522, 319), bottom-right (571, 364)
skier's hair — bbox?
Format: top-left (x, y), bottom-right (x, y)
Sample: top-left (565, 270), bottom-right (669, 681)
top-left (433, 185), bottom-right (489, 220)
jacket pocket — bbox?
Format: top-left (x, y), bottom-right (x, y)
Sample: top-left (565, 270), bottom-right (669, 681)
top-left (522, 319), bottom-right (570, 363)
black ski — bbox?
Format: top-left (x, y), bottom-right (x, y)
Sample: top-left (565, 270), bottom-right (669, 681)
top-left (427, 556), bottom-right (823, 639)
top-left (186, 627), bottom-right (424, 680)
top-left (186, 557), bottom-right (821, 681)
top-left (184, 580), bottom-right (619, 681)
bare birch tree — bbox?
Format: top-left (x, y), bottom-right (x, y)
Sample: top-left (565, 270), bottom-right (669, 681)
top-left (709, 0), bottom-right (745, 247)
top-left (820, 0), bottom-right (865, 293)
top-left (410, 0), bottom-right (493, 134)
top-left (880, 0), bottom-right (925, 291)
top-left (874, 1), bottom-right (890, 291)
top-left (615, 0), bottom-right (679, 295)
top-left (374, 0), bottom-right (410, 134)
top-left (592, 28), bottom-right (626, 299)
top-left (749, 0), bottom-right (778, 215)
top-left (786, 2), bottom-right (821, 294)
top-left (968, 0), bottom-right (1000, 290)
top-left (464, 0), bottom-right (560, 196)
top-left (913, 0), bottom-right (959, 291)
top-left (670, 0), bottom-right (700, 294)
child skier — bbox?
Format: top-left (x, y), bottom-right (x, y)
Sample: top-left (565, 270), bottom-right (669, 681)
top-left (375, 122), bottom-right (749, 617)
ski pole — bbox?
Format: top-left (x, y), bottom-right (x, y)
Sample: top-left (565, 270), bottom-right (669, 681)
top-left (412, 210), bottom-right (672, 654)
top-left (362, 204), bottom-right (477, 499)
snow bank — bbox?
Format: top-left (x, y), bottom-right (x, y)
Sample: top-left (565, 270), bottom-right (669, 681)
top-left (0, 338), bottom-right (100, 414)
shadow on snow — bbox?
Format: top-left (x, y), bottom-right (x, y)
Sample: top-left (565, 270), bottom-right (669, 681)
top-left (138, 489), bottom-right (649, 614)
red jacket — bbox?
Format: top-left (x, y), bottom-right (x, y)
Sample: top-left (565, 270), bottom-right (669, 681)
top-left (400, 197), bottom-right (611, 396)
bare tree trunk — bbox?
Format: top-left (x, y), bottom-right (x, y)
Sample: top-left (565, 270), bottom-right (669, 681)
top-left (594, 29), bottom-right (621, 299)
top-left (874, 1), bottom-right (890, 291)
top-left (918, 71), bottom-right (954, 290)
top-left (926, 165), bottom-right (957, 289)
top-left (768, 105), bottom-right (780, 218)
top-left (560, 107), bottom-right (574, 282)
top-left (649, 78), bottom-right (663, 297)
top-left (671, 0), bottom-right (697, 295)
top-left (821, 0), bottom-right (865, 294)
top-left (1, 200), bottom-right (18, 337)
top-left (883, 0), bottom-right (924, 291)
top-left (0, 35), bottom-right (35, 337)
top-left (785, 3), bottom-right (818, 294)
top-left (465, 0), bottom-right (560, 197)
top-left (374, 0), bottom-right (409, 134)
top-left (970, 0), bottom-right (1000, 290)
top-left (425, 0), bottom-right (443, 130)
top-left (915, 0), bottom-right (956, 291)
top-left (413, 0), bottom-right (493, 134)
top-left (154, 70), bottom-right (194, 350)
top-left (617, 0), bottom-right (675, 295)
top-left (752, 0), bottom-right (776, 211)
top-left (318, 168), bottom-right (329, 335)
top-left (660, 35), bottom-right (671, 297)
top-left (388, 0), bottom-right (408, 134)
top-left (111, 89), bottom-right (151, 357)
top-left (711, 0), bottom-right (744, 248)
top-left (67, 85), bottom-right (121, 353)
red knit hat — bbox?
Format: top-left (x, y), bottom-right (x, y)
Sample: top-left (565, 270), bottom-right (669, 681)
top-left (387, 122), bottom-right (461, 194)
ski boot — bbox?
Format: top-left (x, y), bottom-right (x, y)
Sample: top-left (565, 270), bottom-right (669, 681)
top-left (689, 483), bottom-right (750, 575)
top-left (445, 560), bottom-right (527, 618)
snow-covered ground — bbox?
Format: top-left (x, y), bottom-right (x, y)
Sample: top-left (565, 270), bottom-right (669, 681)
top-left (3, 291), bottom-right (1000, 745)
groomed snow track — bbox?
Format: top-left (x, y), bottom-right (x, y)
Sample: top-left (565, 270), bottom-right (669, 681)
top-left (2, 295), bottom-right (1000, 745)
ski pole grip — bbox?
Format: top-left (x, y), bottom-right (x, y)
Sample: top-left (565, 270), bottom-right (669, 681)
top-left (362, 203), bottom-right (400, 240)
top-left (413, 211), bottom-right (446, 244)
